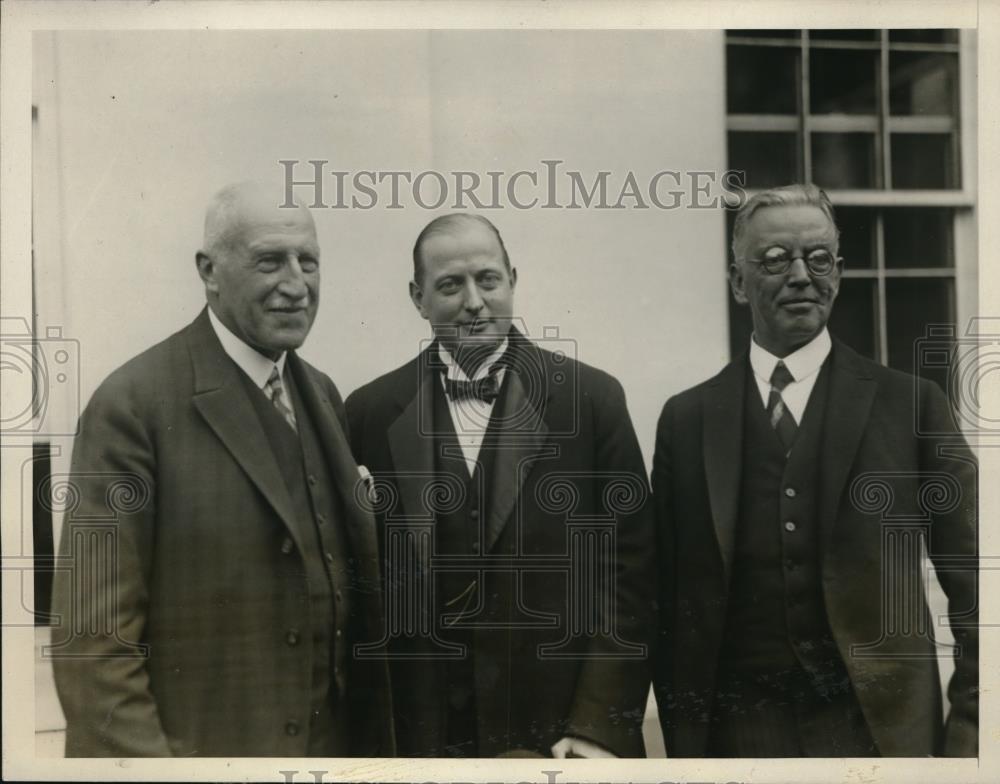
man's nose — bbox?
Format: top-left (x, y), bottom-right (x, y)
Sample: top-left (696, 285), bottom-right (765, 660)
top-left (785, 256), bottom-right (812, 286)
top-left (277, 256), bottom-right (310, 300)
top-left (462, 281), bottom-right (484, 312)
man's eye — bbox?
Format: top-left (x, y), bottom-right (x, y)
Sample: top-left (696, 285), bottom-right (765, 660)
top-left (300, 258), bottom-right (319, 273)
top-left (762, 247), bottom-right (790, 262)
top-left (438, 280), bottom-right (459, 294)
top-left (257, 257), bottom-right (281, 271)
top-left (479, 275), bottom-right (501, 289)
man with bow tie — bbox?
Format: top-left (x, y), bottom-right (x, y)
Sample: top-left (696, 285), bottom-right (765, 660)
top-left (345, 213), bottom-right (655, 758)
top-left (50, 182), bottom-right (393, 757)
top-left (652, 184), bottom-right (978, 757)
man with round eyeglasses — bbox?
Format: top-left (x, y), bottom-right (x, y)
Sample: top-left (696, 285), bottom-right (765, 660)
top-left (652, 183), bottom-right (977, 758)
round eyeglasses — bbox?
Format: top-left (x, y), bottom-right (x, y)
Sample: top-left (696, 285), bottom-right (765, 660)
top-left (742, 249), bottom-right (840, 277)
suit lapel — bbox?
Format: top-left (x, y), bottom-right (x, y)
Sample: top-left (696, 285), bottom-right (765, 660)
top-left (818, 341), bottom-right (878, 549)
top-left (702, 354), bottom-right (749, 583)
top-left (288, 354), bottom-right (379, 565)
top-left (483, 349), bottom-right (551, 554)
top-left (387, 336), bottom-right (553, 555)
top-left (187, 309), bottom-right (302, 546)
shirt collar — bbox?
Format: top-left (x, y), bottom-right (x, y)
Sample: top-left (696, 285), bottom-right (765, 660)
top-left (437, 338), bottom-right (509, 383)
top-left (749, 327), bottom-right (831, 385)
top-left (207, 306), bottom-right (287, 389)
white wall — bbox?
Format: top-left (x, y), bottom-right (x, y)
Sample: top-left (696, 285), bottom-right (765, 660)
top-left (34, 29), bottom-right (730, 471)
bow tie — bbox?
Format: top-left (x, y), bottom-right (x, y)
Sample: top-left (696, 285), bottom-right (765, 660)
top-left (444, 372), bottom-right (501, 403)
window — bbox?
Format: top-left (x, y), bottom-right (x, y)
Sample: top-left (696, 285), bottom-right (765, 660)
top-left (725, 29), bottom-right (971, 386)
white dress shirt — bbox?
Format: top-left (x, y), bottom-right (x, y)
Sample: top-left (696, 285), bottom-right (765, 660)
top-left (208, 307), bottom-right (295, 418)
top-left (437, 338), bottom-right (509, 477)
top-left (748, 328), bottom-right (832, 424)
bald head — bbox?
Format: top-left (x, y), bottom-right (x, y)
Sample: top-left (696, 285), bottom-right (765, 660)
top-left (195, 181), bottom-right (321, 359)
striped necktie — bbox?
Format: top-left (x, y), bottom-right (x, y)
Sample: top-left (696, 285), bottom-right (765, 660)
top-left (767, 360), bottom-right (797, 452)
top-left (265, 366), bottom-right (297, 432)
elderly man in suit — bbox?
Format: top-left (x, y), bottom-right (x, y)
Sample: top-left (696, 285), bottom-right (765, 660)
top-left (652, 183), bottom-right (978, 757)
top-left (345, 213), bottom-right (654, 758)
top-left (50, 182), bottom-right (394, 757)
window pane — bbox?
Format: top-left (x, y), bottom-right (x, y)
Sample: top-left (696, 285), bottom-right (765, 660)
top-left (889, 29), bottom-right (959, 44)
top-left (726, 206), bottom-right (753, 356)
top-left (728, 132), bottom-right (801, 188)
top-left (811, 132), bottom-right (877, 189)
top-left (890, 133), bottom-right (956, 189)
top-left (727, 294), bottom-right (755, 359)
top-left (834, 207), bottom-right (876, 269)
top-left (883, 208), bottom-right (954, 268)
top-left (727, 45), bottom-right (800, 114)
top-left (810, 49), bottom-right (878, 114)
top-left (810, 29), bottom-right (880, 42)
top-left (889, 52), bottom-right (958, 115)
top-left (727, 29), bottom-right (801, 39)
top-left (886, 278), bottom-right (955, 376)
top-left (828, 278), bottom-right (877, 360)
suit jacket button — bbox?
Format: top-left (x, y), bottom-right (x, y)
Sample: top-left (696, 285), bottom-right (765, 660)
top-left (325, 552), bottom-right (334, 564)
top-left (316, 514), bottom-right (327, 525)
top-left (308, 475), bottom-right (318, 486)
top-left (286, 629), bottom-right (300, 646)
top-left (784, 521), bottom-right (797, 532)
top-left (469, 509), bottom-right (479, 520)
top-left (784, 487), bottom-right (797, 498)
top-left (285, 720), bottom-right (300, 736)
top-left (280, 538), bottom-right (294, 555)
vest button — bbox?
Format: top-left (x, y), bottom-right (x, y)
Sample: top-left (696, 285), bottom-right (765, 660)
top-left (316, 514), bottom-right (327, 525)
top-left (335, 591), bottom-right (343, 602)
top-left (469, 509), bottom-right (480, 520)
top-left (308, 475), bottom-right (318, 486)
top-left (784, 487), bottom-right (797, 498)
top-left (285, 720), bottom-right (300, 736)
top-left (784, 521), bottom-right (797, 532)
top-left (286, 629), bottom-right (300, 646)
top-left (280, 538), bottom-right (294, 555)
top-left (335, 629), bottom-right (342, 638)
top-left (325, 552), bottom-right (334, 564)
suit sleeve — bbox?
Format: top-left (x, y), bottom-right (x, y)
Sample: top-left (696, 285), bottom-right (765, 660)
top-left (50, 372), bottom-right (172, 757)
top-left (918, 379), bottom-right (978, 756)
top-left (564, 376), bottom-right (656, 757)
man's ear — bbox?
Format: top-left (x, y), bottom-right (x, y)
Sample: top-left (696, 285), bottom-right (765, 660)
top-left (195, 251), bottom-right (220, 295)
top-left (509, 266), bottom-right (518, 290)
top-left (409, 280), bottom-right (428, 320)
top-left (829, 255), bottom-right (845, 298)
top-left (728, 262), bottom-right (749, 305)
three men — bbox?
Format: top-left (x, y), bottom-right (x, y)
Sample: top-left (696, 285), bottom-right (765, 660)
top-left (51, 182), bottom-right (394, 757)
top-left (652, 184), bottom-right (978, 757)
top-left (345, 214), bottom-right (655, 758)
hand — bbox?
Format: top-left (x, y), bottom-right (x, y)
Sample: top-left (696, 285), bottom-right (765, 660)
top-left (551, 736), bottom-right (618, 758)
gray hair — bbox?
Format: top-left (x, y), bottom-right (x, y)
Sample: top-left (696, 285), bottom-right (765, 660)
top-left (202, 181), bottom-right (311, 257)
top-left (731, 183), bottom-right (839, 261)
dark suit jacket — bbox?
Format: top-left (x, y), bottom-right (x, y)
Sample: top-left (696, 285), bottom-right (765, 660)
top-left (345, 329), bottom-right (655, 757)
top-left (50, 308), bottom-right (395, 757)
top-left (652, 340), bottom-right (978, 757)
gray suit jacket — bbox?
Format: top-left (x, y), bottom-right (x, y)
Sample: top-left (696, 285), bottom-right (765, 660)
top-left (51, 308), bottom-right (395, 757)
